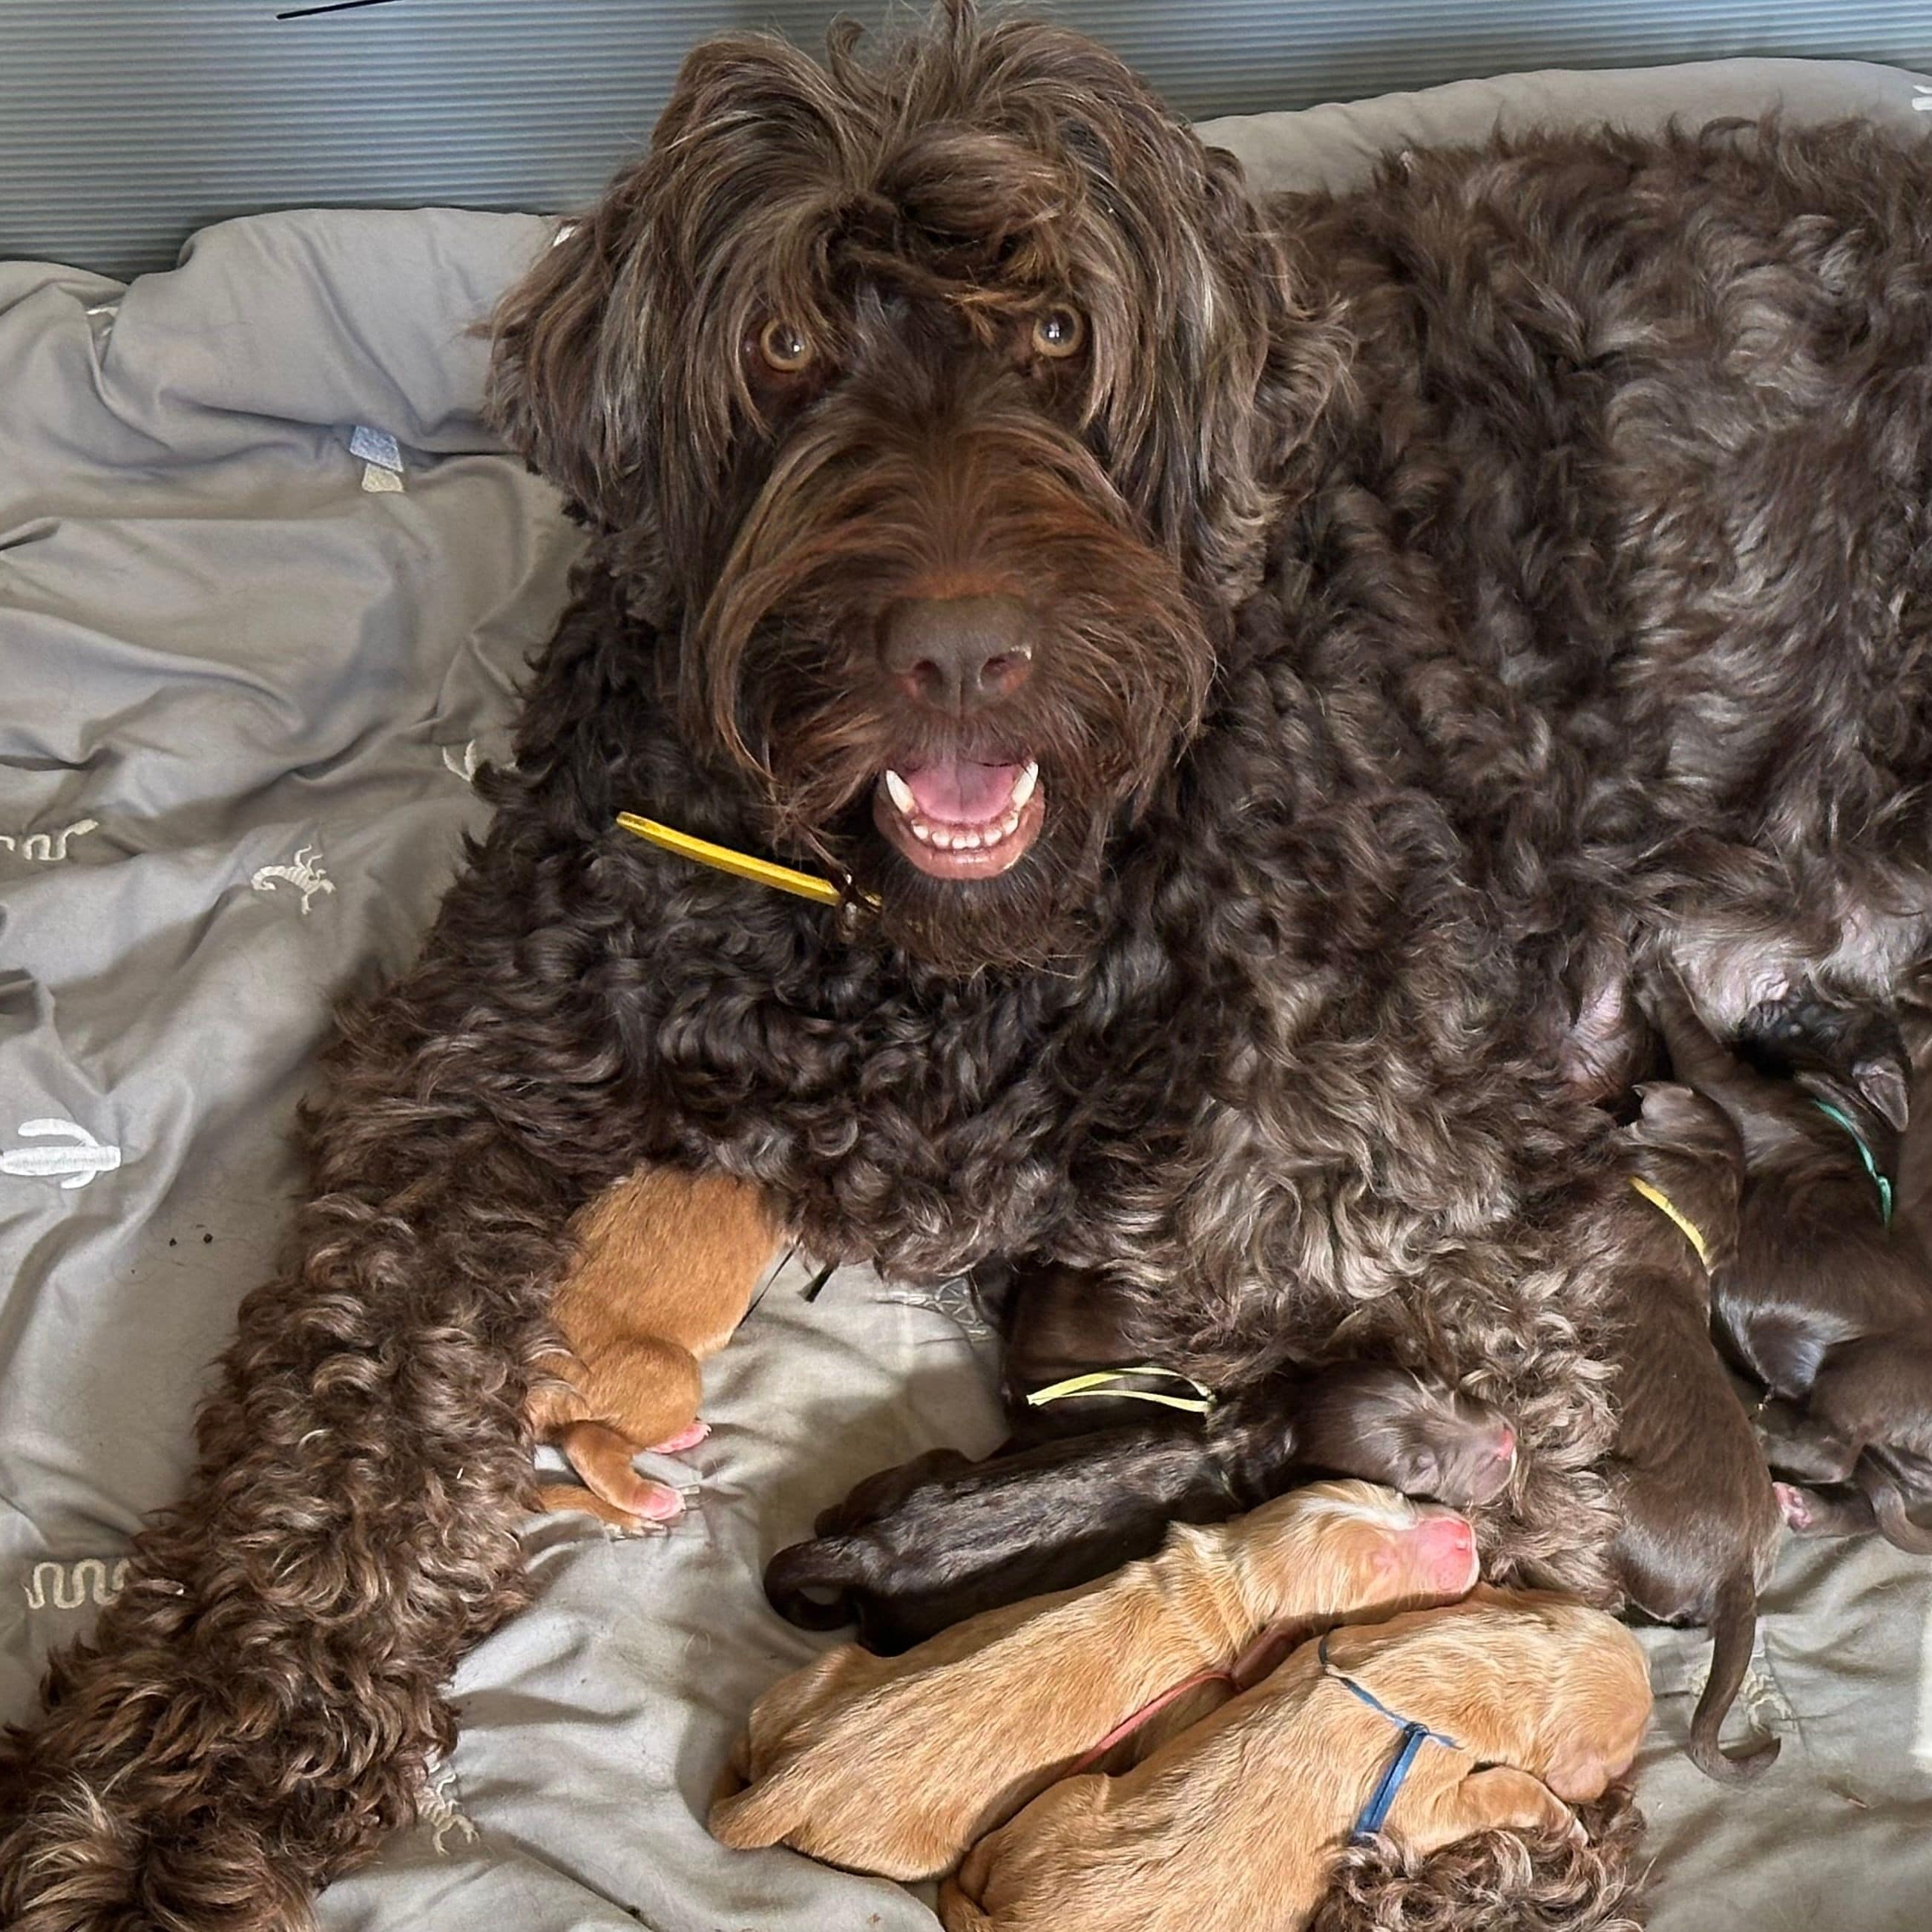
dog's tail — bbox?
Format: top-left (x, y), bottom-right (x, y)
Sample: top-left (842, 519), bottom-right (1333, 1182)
top-left (1688, 1569), bottom-right (1780, 1783)
top-left (1859, 1460), bottom-right (1932, 1554)
top-left (763, 1539), bottom-right (860, 1631)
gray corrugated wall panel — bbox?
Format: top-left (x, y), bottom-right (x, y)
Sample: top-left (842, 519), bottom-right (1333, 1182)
top-left (4, 1), bottom-right (1931, 278)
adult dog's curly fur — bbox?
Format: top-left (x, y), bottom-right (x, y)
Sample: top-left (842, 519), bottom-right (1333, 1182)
top-left (4, 2), bottom-right (1932, 1927)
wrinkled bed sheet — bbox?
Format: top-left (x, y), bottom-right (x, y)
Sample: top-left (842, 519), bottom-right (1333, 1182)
top-left (4, 56), bottom-right (1931, 1932)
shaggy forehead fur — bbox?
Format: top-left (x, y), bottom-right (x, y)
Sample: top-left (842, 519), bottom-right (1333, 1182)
top-left (489, 6), bottom-right (1330, 585)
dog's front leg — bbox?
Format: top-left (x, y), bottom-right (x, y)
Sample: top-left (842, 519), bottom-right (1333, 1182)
top-left (0, 875), bottom-right (657, 1931)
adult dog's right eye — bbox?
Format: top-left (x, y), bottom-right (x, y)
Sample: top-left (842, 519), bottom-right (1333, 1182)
top-left (758, 319), bottom-right (816, 374)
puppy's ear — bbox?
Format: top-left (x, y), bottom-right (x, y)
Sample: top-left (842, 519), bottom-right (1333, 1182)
top-left (1853, 1054), bottom-right (1910, 1134)
top-left (1630, 1080), bottom-right (1730, 1154)
top-left (1795, 1063), bottom-right (1908, 1140)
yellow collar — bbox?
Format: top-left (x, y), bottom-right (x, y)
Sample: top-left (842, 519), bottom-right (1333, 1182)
top-left (1025, 1364), bottom-right (1217, 1417)
top-left (1629, 1174), bottom-right (1711, 1269)
top-left (616, 813), bottom-right (878, 910)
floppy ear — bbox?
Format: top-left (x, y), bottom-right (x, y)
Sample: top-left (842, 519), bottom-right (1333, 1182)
top-left (1853, 1054), bottom-right (1911, 1134)
top-left (1631, 1080), bottom-right (1728, 1151)
top-left (1156, 148), bottom-right (1350, 600)
top-left (1795, 1063), bottom-right (1905, 1141)
top-left (487, 198), bottom-right (657, 536)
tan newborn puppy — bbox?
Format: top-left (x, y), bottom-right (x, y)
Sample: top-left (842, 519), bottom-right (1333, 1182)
top-left (940, 1589), bottom-right (1652, 1932)
top-left (530, 1166), bottom-right (778, 1526)
top-left (708, 1481), bottom-right (1479, 1881)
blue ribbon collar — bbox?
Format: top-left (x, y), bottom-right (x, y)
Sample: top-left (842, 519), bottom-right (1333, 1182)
top-left (1318, 1632), bottom-right (1462, 1841)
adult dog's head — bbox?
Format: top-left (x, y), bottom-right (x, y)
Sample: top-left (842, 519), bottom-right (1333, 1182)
top-left (490, 1), bottom-right (1342, 973)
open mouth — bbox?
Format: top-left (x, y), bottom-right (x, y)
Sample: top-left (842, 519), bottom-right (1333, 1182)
top-left (873, 757), bottom-right (1044, 880)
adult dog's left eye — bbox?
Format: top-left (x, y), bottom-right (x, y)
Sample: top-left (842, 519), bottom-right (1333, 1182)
top-left (1030, 306), bottom-right (1086, 358)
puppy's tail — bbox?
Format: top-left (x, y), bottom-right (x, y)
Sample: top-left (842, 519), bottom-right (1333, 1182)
top-left (1688, 1570), bottom-right (1780, 1783)
top-left (1859, 1462), bottom-right (1932, 1555)
top-left (763, 1539), bottom-right (858, 1631)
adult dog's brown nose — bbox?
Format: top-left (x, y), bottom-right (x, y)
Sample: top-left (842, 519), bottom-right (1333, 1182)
top-left (882, 595), bottom-right (1034, 713)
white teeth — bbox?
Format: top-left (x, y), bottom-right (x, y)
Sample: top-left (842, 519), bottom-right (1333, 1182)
top-left (887, 761), bottom-right (1038, 858)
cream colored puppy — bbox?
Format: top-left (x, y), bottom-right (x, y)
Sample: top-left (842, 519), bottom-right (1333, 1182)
top-left (940, 1589), bottom-right (1652, 1932)
top-left (709, 1481), bottom-right (1479, 1881)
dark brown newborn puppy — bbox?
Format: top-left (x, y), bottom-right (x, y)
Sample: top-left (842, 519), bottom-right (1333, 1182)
top-left (1607, 1083), bottom-right (1783, 1781)
top-left (763, 1362), bottom-right (1515, 1653)
top-left (1646, 973), bottom-right (1932, 1554)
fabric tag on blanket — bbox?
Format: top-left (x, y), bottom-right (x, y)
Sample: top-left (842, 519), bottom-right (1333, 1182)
top-left (351, 424), bottom-right (405, 493)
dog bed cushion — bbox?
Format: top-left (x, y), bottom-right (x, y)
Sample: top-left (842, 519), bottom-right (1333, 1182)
top-left (2, 55), bottom-right (1929, 1932)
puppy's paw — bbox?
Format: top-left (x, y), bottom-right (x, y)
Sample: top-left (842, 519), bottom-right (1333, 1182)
top-left (535, 1479), bottom-right (686, 1533)
top-left (649, 1418), bottom-right (712, 1454)
top-left (1773, 1481), bottom-right (1815, 1531)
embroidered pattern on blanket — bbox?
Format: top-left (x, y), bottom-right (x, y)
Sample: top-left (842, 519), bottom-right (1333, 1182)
top-left (251, 845), bottom-right (335, 915)
top-left (0, 818), bottom-right (99, 862)
top-left (420, 1758), bottom-right (480, 1856)
top-left (23, 1558), bottom-right (130, 1611)
top-left (1, 1120), bottom-right (123, 1190)
top-left (886, 1275), bottom-right (993, 1341)
top-left (441, 739), bottom-right (484, 783)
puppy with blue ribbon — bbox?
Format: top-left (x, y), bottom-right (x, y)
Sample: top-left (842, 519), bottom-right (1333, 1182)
top-left (941, 1590), bottom-right (1651, 1932)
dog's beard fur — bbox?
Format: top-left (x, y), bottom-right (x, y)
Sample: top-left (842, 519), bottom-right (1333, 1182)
top-left (486, 1), bottom-right (1345, 975)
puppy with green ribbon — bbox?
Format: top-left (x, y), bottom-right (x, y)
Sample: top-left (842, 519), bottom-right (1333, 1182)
top-left (1643, 970), bottom-right (1932, 1556)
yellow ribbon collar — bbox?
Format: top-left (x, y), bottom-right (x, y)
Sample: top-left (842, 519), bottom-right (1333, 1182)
top-left (616, 813), bottom-right (878, 910)
top-left (1629, 1175), bottom-right (1712, 1269)
top-left (1025, 1364), bottom-right (1217, 1417)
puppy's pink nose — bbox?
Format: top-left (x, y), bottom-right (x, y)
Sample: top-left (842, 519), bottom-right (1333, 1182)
top-left (1410, 1513), bottom-right (1479, 1590)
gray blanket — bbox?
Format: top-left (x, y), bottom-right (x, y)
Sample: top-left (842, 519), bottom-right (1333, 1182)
top-left (4, 56), bottom-right (1931, 1932)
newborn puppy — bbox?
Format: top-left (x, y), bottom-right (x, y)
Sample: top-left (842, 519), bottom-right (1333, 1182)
top-left (1606, 1083), bottom-right (1783, 1781)
top-left (710, 1481), bottom-right (1479, 1882)
top-left (939, 1590), bottom-right (1651, 1932)
top-left (765, 1362), bottom-right (1515, 1651)
top-left (528, 1166), bottom-right (778, 1527)
top-left (1646, 971), bottom-right (1932, 1554)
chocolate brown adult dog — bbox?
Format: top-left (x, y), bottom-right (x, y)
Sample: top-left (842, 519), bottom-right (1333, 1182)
top-left (939, 1591), bottom-right (1652, 1932)
top-left (1604, 1083), bottom-right (1783, 1780)
top-left (1645, 973), bottom-right (1932, 1554)
top-left (9, 4), bottom-right (1932, 1925)
top-left (765, 1362), bottom-right (1514, 1649)
top-left (711, 1481), bottom-right (1478, 1881)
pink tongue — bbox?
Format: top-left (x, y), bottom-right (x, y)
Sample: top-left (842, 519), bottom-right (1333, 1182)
top-left (903, 758), bottom-right (1020, 826)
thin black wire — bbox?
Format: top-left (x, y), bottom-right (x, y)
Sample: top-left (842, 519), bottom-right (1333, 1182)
top-left (277, 0), bottom-right (401, 21)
